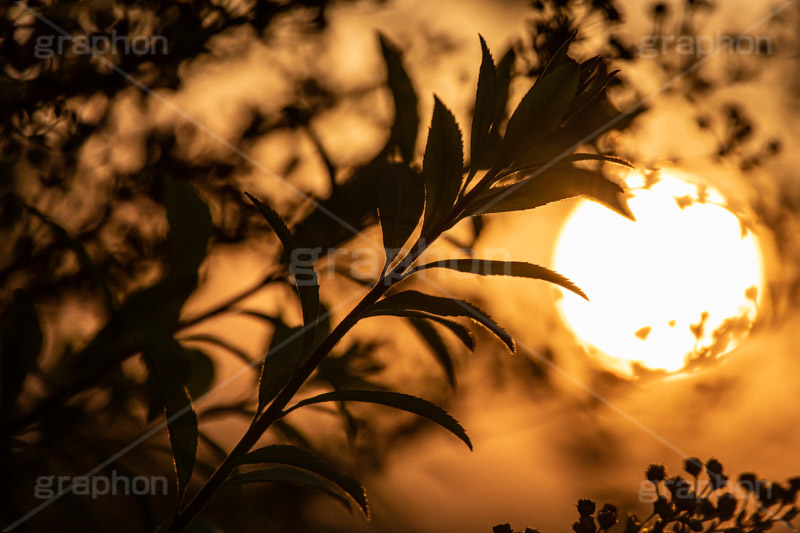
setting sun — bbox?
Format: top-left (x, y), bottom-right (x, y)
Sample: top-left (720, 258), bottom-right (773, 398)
top-left (553, 170), bottom-right (764, 375)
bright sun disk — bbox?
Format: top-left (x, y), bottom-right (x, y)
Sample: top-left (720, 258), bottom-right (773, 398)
top-left (552, 169), bottom-right (764, 376)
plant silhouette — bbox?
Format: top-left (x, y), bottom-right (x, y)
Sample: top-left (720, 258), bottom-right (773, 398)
top-left (0, 9), bottom-right (638, 527)
top-left (495, 458), bottom-right (800, 533)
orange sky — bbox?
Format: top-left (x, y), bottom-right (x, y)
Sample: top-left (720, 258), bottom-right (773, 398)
top-left (68, 0), bottom-right (800, 530)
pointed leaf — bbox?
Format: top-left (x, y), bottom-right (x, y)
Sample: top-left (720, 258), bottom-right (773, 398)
top-left (407, 259), bottom-right (588, 300)
top-left (222, 466), bottom-right (353, 512)
top-left (468, 35), bottom-right (498, 181)
top-left (538, 31), bottom-right (577, 78)
top-left (0, 290), bottom-right (42, 411)
top-left (421, 97), bottom-right (464, 237)
top-left (286, 390), bottom-right (472, 450)
top-left (165, 179), bottom-right (213, 279)
top-left (142, 337), bottom-right (198, 502)
top-left (246, 193), bottom-right (319, 352)
top-left (245, 193), bottom-right (298, 252)
top-left (478, 47), bottom-right (516, 171)
top-left (467, 164), bottom-right (634, 220)
top-left (144, 346), bottom-right (214, 422)
top-left (379, 33), bottom-right (419, 163)
top-left (258, 322), bottom-right (304, 412)
top-left (497, 61), bottom-right (580, 168)
top-left (565, 153), bottom-right (634, 168)
top-left (363, 290), bottom-right (514, 353)
top-left (412, 314), bottom-right (476, 351)
top-left (376, 163), bottom-right (424, 266)
top-left (408, 318), bottom-right (456, 387)
top-left (235, 444), bottom-right (368, 516)
top-left (362, 309), bottom-right (475, 351)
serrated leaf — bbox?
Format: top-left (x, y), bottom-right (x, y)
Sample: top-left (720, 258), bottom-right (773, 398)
top-left (376, 163), bottom-right (424, 266)
top-left (235, 444), bottom-right (368, 516)
top-left (407, 259), bottom-right (588, 300)
top-left (412, 314), bottom-right (476, 352)
top-left (379, 33), bottom-right (419, 163)
top-left (363, 290), bottom-right (514, 353)
top-left (246, 193), bottom-right (319, 353)
top-left (142, 336), bottom-right (198, 503)
top-left (421, 97), bottom-right (464, 237)
top-left (408, 318), bottom-right (456, 387)
top-left (245, 193), bottom-right (298, 251)
top-left (165, 179), bottom-right (213, 279)
top-left (496, 61), bottom-right (581, 168)
top-left (478, 47), bottom-right (515, 171)
top-left (363, 309), bottom-right (475, 352)
top-left (468, 35), bottom-right (498, 182)
top-left (0, 290), bottom-right (42, 411)
top-left (222, 466), bottom-right (354, 513)
top-left (467, 163), bottom-right (634, 220)
top-left (286, 390), bottom-right (472, 450)
top-left (565, 153), bottom-right (634, 168)
top-left (258, 322), bottom-right (304, 413)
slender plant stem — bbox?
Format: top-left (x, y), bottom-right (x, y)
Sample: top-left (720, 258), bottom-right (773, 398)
top-left (168, 236), bottom-right (435, 530)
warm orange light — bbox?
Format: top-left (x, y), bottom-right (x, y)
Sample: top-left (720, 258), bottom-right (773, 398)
top-left (553, 169), bottom-right (764, 376)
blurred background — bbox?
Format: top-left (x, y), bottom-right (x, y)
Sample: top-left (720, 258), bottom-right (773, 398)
top-left (2, 0), bottom-right (800, 531)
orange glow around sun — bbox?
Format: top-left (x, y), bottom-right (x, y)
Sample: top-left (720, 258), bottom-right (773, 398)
top-left (553, 169), bottom-right (764, 376)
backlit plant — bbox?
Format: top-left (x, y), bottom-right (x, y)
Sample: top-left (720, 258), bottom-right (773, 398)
top-left (1, 30), bottom-right (638, 531)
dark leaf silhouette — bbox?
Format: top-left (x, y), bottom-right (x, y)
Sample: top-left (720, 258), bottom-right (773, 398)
top-left (469, 35), bottom-right (498, 181)
top-left (364, 290), bottom-right (514, 353)
top-left (422, 97), bottom-right (464, 237)
top-left (376, 163), bottom-right (425, 266)
top-left (496, 60), bottom-right (580, 169)
top-left (222, 466), bottom-right (354, 512)
top-left (466, 163), bottom-right (634, 220)
top-left (408, 318), bottom-right (457, 387)
top-left (365, 308), bottom-right (477, 353)
top-left (165, 179), bottom-right (213, 279)
top-left (407, 259), bottom-right (588, 300)
top-left (285, 389), bottom-right (472, 450)
top-left (379, 33), bottom-right (419, 163)
top-left (538, 30), bottom-right (576, 78)
top-left (146, 345), bottom-right (216, 422)
top-left (564, 153), bottom-right (634, 168)
top-left (0, 290), bottom-right (42, 412)
top-left (235, 444), bottom-right (368, 516)
top-left (142, 336), bottom-right (198, 502)
top-left (258, 322), bottom-right (304, 413)
top-left (71, 182), bottom-right (213, 375)
top-left (246, 193), bottom-right (320, 353)
top-left (516, 58), bottom-right (643, 170)
top-left (478, 47), bottom-right (516, 170)
top-left (410, 314), bottom-right (476, 352)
